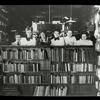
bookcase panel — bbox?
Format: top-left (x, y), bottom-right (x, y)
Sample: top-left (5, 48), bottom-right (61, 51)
top-left (0, 45), bottom-right (97, 96)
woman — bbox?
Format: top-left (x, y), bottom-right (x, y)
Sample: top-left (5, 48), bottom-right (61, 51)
top-left (39, 32), bottom-right (47, 45)
top-left (51, 31), bottom-right (64, 46)
top-left (20, 26), bottom-right (36, 46)
top-left (64, 30), bottom-right (76, 45)
top-left (76, 33), bottom-right (93, 46)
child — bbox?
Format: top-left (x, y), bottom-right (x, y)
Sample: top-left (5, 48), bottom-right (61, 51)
top-left (64, 30), bottom-right (76, 45)
top-left (76, 33), bottom-right (93, 45)
top-left (51, 31), bottom-right (64, 46)
top-left (20, 26), bottom-right (36, 46)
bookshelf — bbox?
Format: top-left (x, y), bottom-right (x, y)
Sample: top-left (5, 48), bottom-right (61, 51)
top-left (50, 46), bottom-right (97, 96)
top-left (95, 51), bottom-right (100, 96)
top-left (0, 6), bottom-right (8, 43)
top-left (0, 45), bottom-right (97, 96)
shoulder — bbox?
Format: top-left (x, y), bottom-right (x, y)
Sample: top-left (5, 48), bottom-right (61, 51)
top-left (20, 37), bottom-right (27, 41)
top-left (60, 37), bottom-right (64, 40)
top-left (72, 36), bottom-right (76, 39)
top-left (88, 40), bottom-right (93, 43)
top-left (76, 39), bottom-right (82, 43)
top-left (21, 37), bottom-right (26, 40)
top-left (11, 41), bottom-right (17, 45)
top-left (51, 38), bottom-right (54, 41)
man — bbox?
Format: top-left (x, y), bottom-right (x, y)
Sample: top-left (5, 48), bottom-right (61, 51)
top-left (12, 33), bottom-right (21, 45)
top-left (64, 30), bottom-right (76, 45)
top-left (51, 31), bottom-right (64, 46)
top-left (76, 33), bottom-right (93, 45)
top-left (20, 26), bottom-right (36, 46)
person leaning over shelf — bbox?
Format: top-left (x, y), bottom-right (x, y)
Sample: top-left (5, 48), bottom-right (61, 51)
top-left (64, 30), bottom-right (76, 45)
top-left (11, 32), bottom-right (21, 45)
top-left (39, 31), bottom-right (49, 45)
top-left (76, 33), bottom-right (93, 46)
top-left (50, 30), bottom-right (64, 46)
top-left (20, 26), bottom-right (36, 46)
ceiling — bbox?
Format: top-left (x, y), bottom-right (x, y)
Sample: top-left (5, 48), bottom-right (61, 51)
top-left (5, 5), bottom-right (94, 31)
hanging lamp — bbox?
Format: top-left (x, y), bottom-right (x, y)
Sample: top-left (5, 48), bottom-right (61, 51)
top-left (66, 5), bottom-right (76, 23)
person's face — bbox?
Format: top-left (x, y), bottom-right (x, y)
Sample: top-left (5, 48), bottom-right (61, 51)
top-left (82, 34), bottom-right (87, 40)
top-left (26, 30), bottom-right (32, 38)
top-left (67, 31), bottom-right (72, 37)
top-left (60, 32), bottom-right (64, 36)
top-left (33, 33), bottom-right (37, 38)
top-left (40, 32), bottom-right (45, 39)
top-left (54, 31), bottom-right (59, 38)
top-left (15, 35), bottom-right (21, 42)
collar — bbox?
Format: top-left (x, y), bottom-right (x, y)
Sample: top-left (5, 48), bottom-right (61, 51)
top-left (54, 37), bottom-right (60, 40)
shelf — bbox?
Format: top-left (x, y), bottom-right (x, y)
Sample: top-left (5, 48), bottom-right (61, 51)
top-left (0, 45), bottom-right (94, 48)
top-left (0, 46), bottom-right (96, 96)
top-left (3, 72), bottom-right (42, 75)
top-left (3, 83), bottom-right (53, 86)
top-left (50, 84), bottom-right (68, 86)
top-left (70, 72), bottom-right (96, 75)
top-left (3, 83), bottom-right (69, 86)
top-left (3, 83), bottom-right (94, 86)
top-left (50, 72), bottom-right (69, 75)
top-left (70, 84), bottom-right (95, 85)
top-left (51, 61), bottom-right (95, 64)
top-left (2, 59), bottom-right (46, 63)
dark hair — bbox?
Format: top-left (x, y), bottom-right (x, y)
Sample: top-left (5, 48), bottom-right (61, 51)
top-left (25, 26), bottom-right (33, 32)
top-left (81, 33), bottom-right (88, 37)
top-left (15, 32), bottom-right (21, 36)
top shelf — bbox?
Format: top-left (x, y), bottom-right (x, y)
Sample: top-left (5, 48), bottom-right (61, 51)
top-left (0, 45), bottom-right (95, 49)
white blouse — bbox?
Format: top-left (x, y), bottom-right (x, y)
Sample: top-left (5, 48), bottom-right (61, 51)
top-left (76, 39), bottom-right (93, 46)
top-left (51, 37), bottom-right (65, 46)
top-left (64, 36), bottom-right (76, 45)
top-left (20, 37), bottom-right (36, 46)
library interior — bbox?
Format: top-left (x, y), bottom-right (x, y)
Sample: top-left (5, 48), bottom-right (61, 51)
top-left (0, 5), bottom-right (100, 96)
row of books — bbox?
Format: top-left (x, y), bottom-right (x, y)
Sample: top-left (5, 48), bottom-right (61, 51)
top-left (3, 74), bottom-right (95, 84)
top-left (50, 74), bottom-right (68, 84)
top-left (1, 48), bottom-right (94, 62)
top-left (51, 63), bottom-right (94, 72)
top-left (51, 48), bottom-right (94, 62)
top-left (33, 86), bottom-right (68, 96)
top-left (3, 75), bottom-right (42, 84)
top-left (1, 49), bottom-right (48, 60)
top-left (51, 63), bottom-right (71, 72)
top-left (71, 75), bottom-right (94, 84)
top-left (3, 62), bottom-right (94, 73)
top-left (71, 63), bottom-right (94, 72)
top-left (97, 92), bottom-right (100, 96)
top-left (33, 86), bottom-right (49, 96)
top-left (3, 62), bottom-right (41, 72)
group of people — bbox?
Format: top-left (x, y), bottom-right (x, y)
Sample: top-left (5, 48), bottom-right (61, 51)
top-left (12, 26), bottom-right (93, 46)
top-left (51, 30), bottom-right (93, 46)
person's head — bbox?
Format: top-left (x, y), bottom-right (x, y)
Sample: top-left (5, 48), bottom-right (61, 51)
top-left (15, 33), bottom-right (21, 42)
top-left (25, 26), bottom-right (32, 38)
top-left (67, 30), bottom-right (72, 37)
top-left (40, 32), bottom-right (45, 39)
top-left (60, 30), bottom-right (65, 36)
top-left (53, 31), bottom-right (60, 38)
top-left (32, 32), bottom-right (37, 38)
top-left (81, 33), bottom-right (87, 40)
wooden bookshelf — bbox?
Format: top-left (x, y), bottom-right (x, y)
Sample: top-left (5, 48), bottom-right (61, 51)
top-left (0, 6), bottom-right (8, 43)
top-left (0, 45), bottom-right (97, 96)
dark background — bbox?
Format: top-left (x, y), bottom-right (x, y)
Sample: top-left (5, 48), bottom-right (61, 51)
top-left (6, 5), bottom-right (94, 32)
